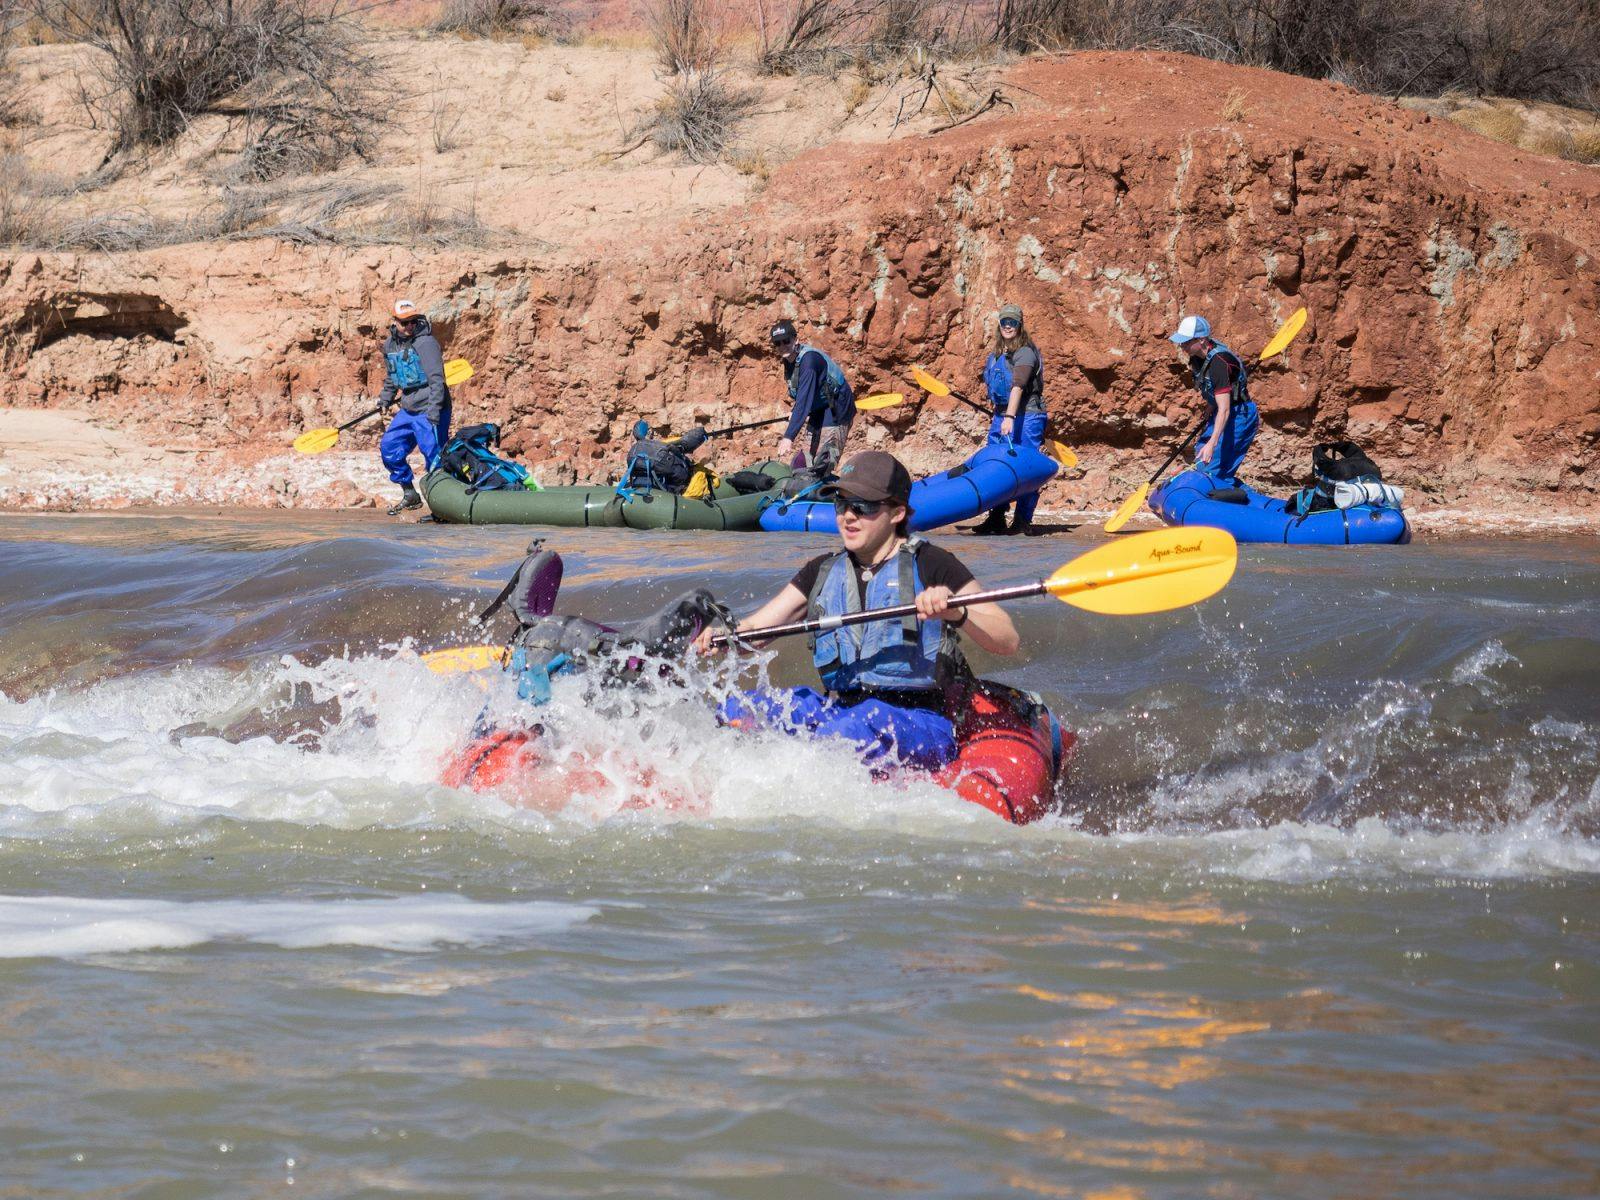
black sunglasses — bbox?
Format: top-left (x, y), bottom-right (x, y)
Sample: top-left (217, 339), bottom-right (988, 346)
top-left (832, 496), bottom-right (889, 518)
top-left (771, 336), bottom-right (796, 348)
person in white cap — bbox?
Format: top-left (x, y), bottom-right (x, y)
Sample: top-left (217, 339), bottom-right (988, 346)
top-left (377, 298), bottom-right (452, 515)
top-left (1168, 315), bottom-right (1259, 485)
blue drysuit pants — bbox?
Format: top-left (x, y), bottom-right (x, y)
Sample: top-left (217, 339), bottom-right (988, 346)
top-left (1196, 400), bottom-right (1258, 485)
top-left (985, 409), bottom-right (1049, 524)
top-left (380, 402), bottom-right (452, 487)
top-left (719, 686), bottom-right (956, 771)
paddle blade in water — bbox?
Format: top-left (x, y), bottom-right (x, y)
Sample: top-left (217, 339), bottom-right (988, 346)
top-left (423, 645), bottom-right (507, 675)
top-left (1046, 441), bottom-right (1078, 468)
top-left (293, 428), bottom-right (340, 455)
top-left (1103, 483), bottom-right (1151, 534)
top-left (856, 392), bottom-right (904, 411)
top-left (911, 366), bottom-right (951, 397)
top-left (1048, 526), bottom-right (1236, 615)
top-left (444, 359), bottom-right (475, 387)
top-left (1258, 307), bottom-right (1307, 361)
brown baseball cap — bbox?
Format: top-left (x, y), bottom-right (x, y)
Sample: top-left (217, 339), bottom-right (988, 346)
top-left (821, 451), bottom-right (912, 504)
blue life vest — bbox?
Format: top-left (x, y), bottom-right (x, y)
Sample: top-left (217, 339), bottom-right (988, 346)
top-left (786, 344), bottom-right (850, 417)
top-left (983, 348), bottom-right (1045, 413)
top-left (385, 345), bottom-right (427, 391)
top-left (1191, 341), bottom-right (1251, 421)
top-left (806, 539), bottom-right (965, 694)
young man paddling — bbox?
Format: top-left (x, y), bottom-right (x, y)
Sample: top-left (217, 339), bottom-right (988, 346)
top-left (694, 451), bottom-right (1019, 770)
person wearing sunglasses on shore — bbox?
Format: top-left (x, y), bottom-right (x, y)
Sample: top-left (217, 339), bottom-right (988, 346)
top-left (376, 298), bottom-right (453, 515)
top-left (971, 302), bottom-right (1048, 536)
top-left (769, 318), bottom-right (856, 470)
top-left (693, 451), bottom-right (1019, 770)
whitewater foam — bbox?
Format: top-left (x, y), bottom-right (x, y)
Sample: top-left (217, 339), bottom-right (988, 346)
top-left (0, 893), bottom-right (597, 959)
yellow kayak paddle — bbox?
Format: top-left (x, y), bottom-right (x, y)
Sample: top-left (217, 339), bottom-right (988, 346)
top-left (1103, 308), bottom-right (1308, 534)
top-left (909, 367), bottom-right (1077, 468)
top-left (294, 358), bottom-right (476, 455)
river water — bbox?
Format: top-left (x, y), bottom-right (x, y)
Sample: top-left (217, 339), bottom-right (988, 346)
top-left (1, 511), bottom-right (1597, 1199)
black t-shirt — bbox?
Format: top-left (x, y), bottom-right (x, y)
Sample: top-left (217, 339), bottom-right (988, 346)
top-left (790, 541), bottom-right (975, 601)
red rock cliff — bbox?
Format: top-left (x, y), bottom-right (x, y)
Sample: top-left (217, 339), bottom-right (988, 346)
top-left (3, 52), bottom-right (1596, 509)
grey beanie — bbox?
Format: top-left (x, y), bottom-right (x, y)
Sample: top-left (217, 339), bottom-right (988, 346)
top-left (998, 303), bottom-right (1024, 324)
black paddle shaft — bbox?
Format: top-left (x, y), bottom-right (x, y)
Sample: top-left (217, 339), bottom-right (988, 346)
top-left (704, 414), bottom-right (789, 438)
top-left (710, 579), bottom-right (1049, 648)
top-left (1144, 419), bottom-right (1205, 487)
top-left (337, 405), bottom-right (384, 433)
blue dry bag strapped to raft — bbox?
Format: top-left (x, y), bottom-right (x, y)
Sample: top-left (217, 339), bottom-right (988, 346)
top-left (438, 424), bottom-right (533, 493)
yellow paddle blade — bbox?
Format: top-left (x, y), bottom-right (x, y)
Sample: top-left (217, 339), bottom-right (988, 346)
top-left (856, 392), bottom-right (904, 411)
top-left (1258, 307), bottom-right (1308, 361)
top-left (293, 427), bottom-right (340, 454)
top-left (911, 366), bottom-right (950, 397)
top-left (1045, 440), bottom-right (1078, 468)
top-left (1102, 482), bottom-right (1152, 534)
top-left (444, 359), bottom-right (474, 387)
top-left (1047, 526), bottom-right (1236, 615)
top-left (422, 645), bottom-right (508, 675)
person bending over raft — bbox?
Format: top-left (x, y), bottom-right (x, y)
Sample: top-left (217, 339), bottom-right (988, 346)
top-left (693, 450), bottom-right (1019, 771)
top-left (971, 302), bottom-right (1048, 537)
top-left (769, 319), bottom-right (856, 469)
top-left (378, 298), bottom-right (453, 515)
top-left (1168, 314), bottom-right (1258, 487)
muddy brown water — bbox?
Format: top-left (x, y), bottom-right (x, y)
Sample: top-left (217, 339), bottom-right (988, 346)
top-left (2, 511), bottom-right (1597, 1198)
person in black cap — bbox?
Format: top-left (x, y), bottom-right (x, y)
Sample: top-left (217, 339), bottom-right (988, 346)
top-left (769, 319), bottom-right (856, 469)
top-left (694, 450), bottom-right (1019, 770)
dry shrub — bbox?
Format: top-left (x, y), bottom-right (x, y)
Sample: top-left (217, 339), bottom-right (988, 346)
top-left (1220, 87), bottom-right (1246, 121)
top-left (1567, 128), bottom-right (1600, 164)
top-left (432, 0), bottom-right (560, 39)
top-left (645, 69), bottom-right (755, 161)
top-left (729, 145), bottom-right (771, 179)
top-left (29, 0), bottom-right (383, 179)
top-left (649, 0), bottom-right (724, 73)
top-left (1523, 127), bottom-right (1574, 158)
top-left (982, 0), bottom-right (1600, 110)
top-left (1455, 103), bottom-right (1527, 145)
top-left (0, 144), bottom-right (56, 244)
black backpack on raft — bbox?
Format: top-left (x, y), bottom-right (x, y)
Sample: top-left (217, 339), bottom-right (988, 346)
top-left (438, 423), bottom-right (532, 493)
top-left (621, 427), bottom-right (707, 495)
top-left (1288, 441), bottom-right (1386, 515)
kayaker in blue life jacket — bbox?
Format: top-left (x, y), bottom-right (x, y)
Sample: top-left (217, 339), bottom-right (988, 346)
top-left (770, 319), bottom-right (856, 470)
top-left (377, 298), bottom-right (452, 515)
top-left (1169, 314), bottom-right (1258, 486)
top-left (972, 302), bottom-right (1048, 536)
top-left (693, 450), bottom-right (1019, 771)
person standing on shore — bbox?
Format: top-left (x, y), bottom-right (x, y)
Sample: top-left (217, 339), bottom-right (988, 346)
top-left (770, 319), bottom-right (856, 470)
top-left (1168, 314), bottom-right (1258, 486)
top-left (377, 299), bottom-right (452, 515)
top-left (971, 303), bottom-right (1048, 536)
